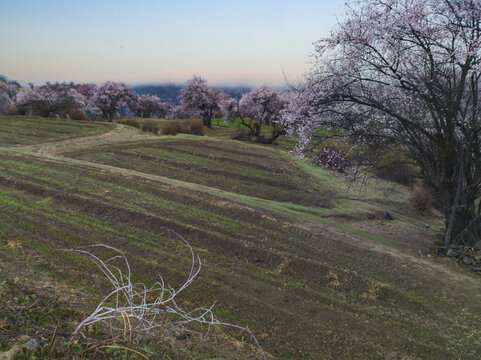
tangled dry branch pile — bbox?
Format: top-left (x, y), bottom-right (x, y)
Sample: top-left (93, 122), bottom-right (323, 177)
top-left (58, 229), bottom-right (264, 357)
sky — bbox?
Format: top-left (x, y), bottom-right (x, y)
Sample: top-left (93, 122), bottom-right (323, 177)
top-left (0, 0), bottom-right (345, 87)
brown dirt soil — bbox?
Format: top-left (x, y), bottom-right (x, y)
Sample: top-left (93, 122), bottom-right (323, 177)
top-left (0, 126), bottom-right (480, 359)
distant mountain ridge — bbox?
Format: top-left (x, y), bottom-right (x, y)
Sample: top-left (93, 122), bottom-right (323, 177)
top-left (132, 84), bottom-right (252, 105)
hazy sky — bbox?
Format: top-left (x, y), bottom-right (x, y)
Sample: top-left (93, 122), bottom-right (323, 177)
top-left (0, 0), bottom-right (345, 86)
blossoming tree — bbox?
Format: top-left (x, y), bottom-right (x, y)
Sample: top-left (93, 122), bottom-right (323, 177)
top-left (91, 81), bottom-right (135, 121)
top-left (285, 0), bottom-right (481, 246)
top-left (16, 84), bottom-right (86, 117)
top-left (75, 83), bottom-right (97, 101)
top-left (222, 86), bottom-right (287, 143)
top-left (0, 81), bottom-right (16, 113)
top-left (179, 76), bottom-right (226, 127)
top-left (133, 94), bottom-right (168, 118)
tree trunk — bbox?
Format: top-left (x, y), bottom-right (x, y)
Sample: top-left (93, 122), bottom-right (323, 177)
top-left (431, 147), bottom-right (480, 247)
top-left (443, 203), bottom-right (478, 246)
top-left (203, 117), bottom-right (212, 128)
top-left (102, 110), bottom-right (111, 121)
top-left (440, 162), bottom-right (479, 247)
top-left (444, 157), bottom-right (464, 246)
top-left (253, 121), bottom-right (261, 138)
top-left (265, 126), bottom-right (286, 144)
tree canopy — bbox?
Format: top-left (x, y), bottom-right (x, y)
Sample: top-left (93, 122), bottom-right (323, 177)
top-left (285, 0), bottom-right (481, 246)
top-left (179, 76), bottom-right (226, 127)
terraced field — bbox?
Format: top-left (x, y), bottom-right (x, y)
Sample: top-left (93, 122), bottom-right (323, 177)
top-left (0, 116), bottom-right (480, 359)
top-left (63, 138), bottom-right (330, 206)
top-left (0, 115), bottom-right (113, 145)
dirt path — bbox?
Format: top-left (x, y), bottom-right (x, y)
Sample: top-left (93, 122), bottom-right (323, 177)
top-left (3, 126), bottom-right (480, 295)
top-left (311, 221), bottom-right (481, 287)
top-left (2, 126), bottom-right (481, 359)
top-left (15, 124), bottom-right (158, 155)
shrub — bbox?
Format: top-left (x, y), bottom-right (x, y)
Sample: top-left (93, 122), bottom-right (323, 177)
top-left (177, 121), bottom-right (192, 134)
top-left (375, 146), bottom-right (414, 186)
top-left (141, 119), bottom-right (161, 134)
top-left (86, 113), bottom-right (103, 122)
top-left (117, 118), bottom-right (141, 128)
top-left (190, 118), bottom-right (205, 136)
top-left (410, 186), bottom-right (435, 214)
top-left (161, 121), bottom-right (180, 135)
top-left (58, 110), bottom-right (69, 119)
top-left (69, 109), bottom-right (86, 120)
top-left (6, 106), bottom-right (18, 115)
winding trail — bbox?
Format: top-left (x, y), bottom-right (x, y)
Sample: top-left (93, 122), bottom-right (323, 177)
top-left (1, 122), bottom-right (480, 359)
top-left (2, 125), bottom-right (480, 291)
top-left (15, 125), bottom-right (158, 155)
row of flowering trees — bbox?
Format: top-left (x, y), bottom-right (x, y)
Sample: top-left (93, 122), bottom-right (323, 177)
top-left (1, 76), bottom-right (290, 144)
top-left (179, 76), bottom-right (288, 143)
top-left (0, 79), bottom-right (173, 121)
top-left (0, 80), bottom-right (19, 114)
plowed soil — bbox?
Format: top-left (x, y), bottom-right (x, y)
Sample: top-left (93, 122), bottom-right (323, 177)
top-left (0, 117), bottom-right (480, 360)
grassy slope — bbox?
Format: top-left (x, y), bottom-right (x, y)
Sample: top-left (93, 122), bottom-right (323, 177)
top-left (0, 116), bottom-right (480, 360)
top-left (62, 138), bottom-right (330, 206)
top-left (0, 115), bottom-right (113, 145)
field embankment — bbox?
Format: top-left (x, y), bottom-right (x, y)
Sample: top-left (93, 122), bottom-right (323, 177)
top-left (0, 116), bottom-right (479, 359)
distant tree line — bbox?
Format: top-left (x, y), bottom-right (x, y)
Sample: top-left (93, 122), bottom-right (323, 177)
top-left (133, 84), bottom-right (252, 106)
top-left (0, 77), bottom-right (174, 122)
top-left (0, 74), bottom-right (291, 144)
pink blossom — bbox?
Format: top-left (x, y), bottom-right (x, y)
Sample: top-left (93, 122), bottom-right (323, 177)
top-left (91, 82), bottom-right (135, 121)
top-left (133, 94), bottom-right (168, 118)
top-left (285, 0), bottom-right (481, 245)
top-left (222, 85), bottom-right (287, 143)
top-left (179, 76), bottom-right (226, 127)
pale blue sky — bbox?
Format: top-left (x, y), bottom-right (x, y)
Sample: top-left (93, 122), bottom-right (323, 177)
top-left (0, 0), bottom-right (344, 86)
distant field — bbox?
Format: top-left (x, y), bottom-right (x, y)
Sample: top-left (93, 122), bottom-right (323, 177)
top-left (0, 116), bottom-right (480, 359)
top-left (64, 138), bottom-right (329, 206)
top-left (211, 117), bottom-right (268, 130)
top-left (0, 115), bottom-right (113, 145)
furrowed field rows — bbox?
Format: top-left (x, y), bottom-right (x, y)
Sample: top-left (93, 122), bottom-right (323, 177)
top-left (0, 155), bottom-right (304, 257)
top-left (0, 116), bottom-right (113, 145)
top-left (0, 150), bottom-right (480, 359)
top-left (0, 153), bottom-right (381, 277)
top-left (0, 151), bottom-right (434, 291)
top-left (63, 138), bottom-right (329, 206)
